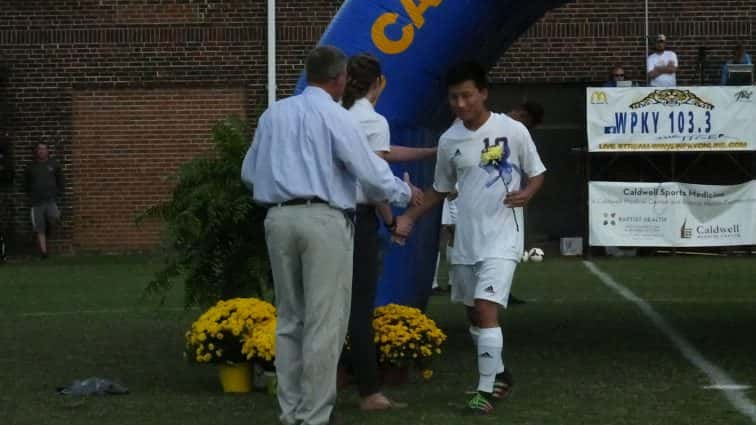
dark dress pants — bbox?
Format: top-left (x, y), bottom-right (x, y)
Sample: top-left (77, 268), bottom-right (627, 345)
top-left (347, 204), bottom-right (381, 397)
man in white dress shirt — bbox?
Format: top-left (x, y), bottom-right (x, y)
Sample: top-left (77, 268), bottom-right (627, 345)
top-left (241, 45), bottom-right (421, 425)
top-left (647, 34), bottom-right (678, 87)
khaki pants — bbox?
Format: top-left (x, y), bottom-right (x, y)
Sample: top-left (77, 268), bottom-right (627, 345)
top-left (265, 204), bottom-right (354, 425)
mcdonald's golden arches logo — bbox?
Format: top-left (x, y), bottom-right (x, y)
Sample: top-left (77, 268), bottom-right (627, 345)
top-left (591, 91), bottom-right (608, 104)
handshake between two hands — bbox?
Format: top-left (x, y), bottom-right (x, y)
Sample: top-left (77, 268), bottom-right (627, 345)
top-left (403, 171), bottom-right (424, 209)
top-left (391, 173), bottom-right (533, 246)
top-left (391, 172), bottom-right (422, 246)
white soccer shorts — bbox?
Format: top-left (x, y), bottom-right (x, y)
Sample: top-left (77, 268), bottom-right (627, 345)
top-left (450, 258), bottom-right (517, 308)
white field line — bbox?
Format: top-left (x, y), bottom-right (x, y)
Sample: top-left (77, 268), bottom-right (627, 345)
top-left (584, 261), bottom-right (756, 423)
top-left (19, 307), bottom-right (194, 317)
top-left (705, 385), bottom-right (753, 391)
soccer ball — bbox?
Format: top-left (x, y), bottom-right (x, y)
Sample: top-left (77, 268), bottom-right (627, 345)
top-left (527, 248), bottom-right (544, 263)
top-left (521, 250), bottom-right (530, 262)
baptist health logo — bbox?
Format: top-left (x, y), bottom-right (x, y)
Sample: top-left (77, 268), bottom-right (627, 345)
top-left (591, 91), bottom-right (608, 104)
top-left (680, 218), bottom-right (692, 239)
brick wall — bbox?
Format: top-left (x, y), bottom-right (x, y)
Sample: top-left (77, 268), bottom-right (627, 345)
top-left (0, 0), bottom-right (271, 253)
top-left (71, 88), bottom-right (244, 251)
top-left (493, 1), bottom-right (755, 85)
top-left (0, 0), bottom-right (754, 253)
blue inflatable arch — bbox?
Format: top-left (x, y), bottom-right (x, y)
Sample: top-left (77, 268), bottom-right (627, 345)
top-left (296, 0), bottom-right (570, 308)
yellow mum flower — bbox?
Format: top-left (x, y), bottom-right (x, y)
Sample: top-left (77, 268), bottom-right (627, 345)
top-left (480, 145), bottom-right (503, 164)
top-left (371, 304), bottom-right (446, 368)
top-left (186, 298), bottom-right (277, 365)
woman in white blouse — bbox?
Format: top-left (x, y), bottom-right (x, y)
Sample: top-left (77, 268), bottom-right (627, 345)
top-left (341, 53), bottom-right (436, 411)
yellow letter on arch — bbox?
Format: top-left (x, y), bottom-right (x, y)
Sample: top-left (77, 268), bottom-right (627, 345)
top-left (401, 0), bottom-right (442, 29)
top-left (371, 12), bottom-right (415, 55)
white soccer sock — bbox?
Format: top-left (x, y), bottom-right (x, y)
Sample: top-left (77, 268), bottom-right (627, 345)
top-left (469, 325), bottom-right (480, 346)
top-left (432, 253), bottom-right (440, 288)
top-left (477, 327), bottom-right (503, 393)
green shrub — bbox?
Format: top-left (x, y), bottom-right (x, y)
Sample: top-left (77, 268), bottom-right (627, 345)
top-left (139, 117), bottom-right (271, 308)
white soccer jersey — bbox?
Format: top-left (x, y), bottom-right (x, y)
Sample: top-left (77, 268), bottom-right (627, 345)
top-left (433, 112), bottom-right (546, 264)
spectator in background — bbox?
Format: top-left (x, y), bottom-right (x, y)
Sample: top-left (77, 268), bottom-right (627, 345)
top-left (24, 142), bottom-right (63, 259)
top-left (603, 66), bottom-right (627, 87)
top-left (647, 34), bottom-right (678, 87)
top-left (720, 45), bottom-right (752, 85)
top-left (508, 102), bottom-right (544, 131)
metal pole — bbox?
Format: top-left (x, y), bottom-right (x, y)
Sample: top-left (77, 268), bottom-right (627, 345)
top-left (267, 0), bottom-right (277, 106)
top-left (645, 0), bottom-right (649, 85)
top-left (584, 147), bottom-right (592, 260)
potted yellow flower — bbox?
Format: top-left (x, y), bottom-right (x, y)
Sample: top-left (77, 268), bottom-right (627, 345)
top-left (185, 297), bottom-right (276, 393)
top-left (372, 304), bottom-right (446, 385)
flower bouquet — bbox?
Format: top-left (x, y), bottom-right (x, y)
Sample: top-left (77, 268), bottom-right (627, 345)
top-left (372, 303), bottom-right (446, 383)
top-left (480, 141), bottom-right (520, 231)
top-left (185, 298), bottom-right (276, 392)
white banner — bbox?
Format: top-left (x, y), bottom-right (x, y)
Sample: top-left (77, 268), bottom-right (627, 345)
top-left (587, 86), bottom-right (756, 152)
top-left (589, 181), bottom-right (756, 247)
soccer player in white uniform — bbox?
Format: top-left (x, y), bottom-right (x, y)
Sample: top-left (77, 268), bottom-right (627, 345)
top-left (395, 61), bottom-right (546, 415)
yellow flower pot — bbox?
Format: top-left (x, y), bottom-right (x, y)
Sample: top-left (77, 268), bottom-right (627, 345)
top-left (219, 363), bottom-right (252, 393)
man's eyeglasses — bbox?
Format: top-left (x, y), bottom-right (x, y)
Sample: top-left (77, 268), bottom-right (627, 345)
top-left (613, 74), bottom-right (625, 77)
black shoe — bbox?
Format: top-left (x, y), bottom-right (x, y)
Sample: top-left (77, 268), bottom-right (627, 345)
top-left (508, 294), bottom-right (526, 305)
top-left (328, 413), bottom-right (347, 425)
top-left (492, 369), bottom-right (514, 399)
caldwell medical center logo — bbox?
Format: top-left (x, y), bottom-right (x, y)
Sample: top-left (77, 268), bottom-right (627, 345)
top-left (680, 217), bottom-right (743, 240)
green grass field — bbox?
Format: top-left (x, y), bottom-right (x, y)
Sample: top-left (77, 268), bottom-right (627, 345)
top-left (1, 255), bottom-right (754, 425)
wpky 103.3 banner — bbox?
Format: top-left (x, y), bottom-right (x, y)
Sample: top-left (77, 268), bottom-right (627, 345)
top-left (589, 181), bottom-right (756, 247)
top-left (586, 86), bottom-right (756, 152)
